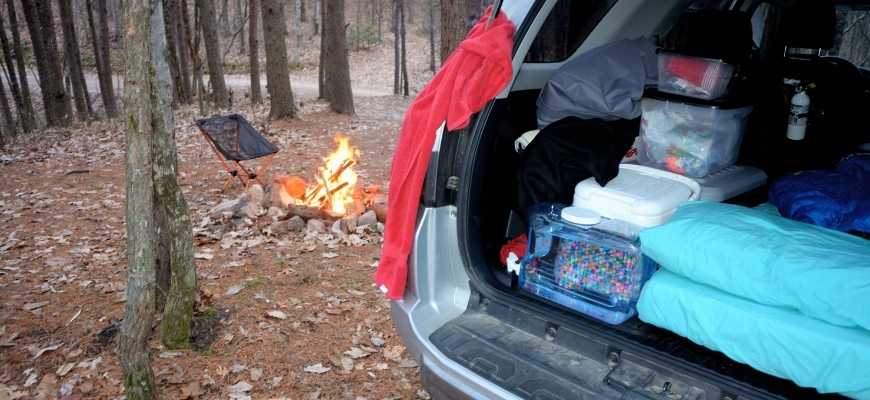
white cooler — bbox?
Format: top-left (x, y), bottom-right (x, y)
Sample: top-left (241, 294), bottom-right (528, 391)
top-left (573, 164), bottom-right (701, 228)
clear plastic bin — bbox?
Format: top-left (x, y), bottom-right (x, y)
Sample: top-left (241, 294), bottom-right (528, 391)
top-left (638, 93), bottom-right (752, 178)
top-left (519, 204), bottom-right (657, 325)
top-left (658, 51), bottom-right (734, 100)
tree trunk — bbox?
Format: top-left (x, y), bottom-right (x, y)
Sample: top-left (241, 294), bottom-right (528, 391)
top-left (323, 0), bottom-right (353, 114)
top-left (174, 0), bottom-right (193, 100)
top-left (236, 0), bottom-right (246, 55)
top-left (151, 0), bottom-right (196, 350)
top-left (0, 12), bottom-right (23, 134)
top-left (0, 73), bottom-right (15, 137)
top-left (312, 0), bottom-right (319, 35)
top-left (196, 0), bottom-right (230, 108)
top-left (163, 0), bottom-right (184, 105)
top-left (59, 0), bottom-right (94, 119)
top-left (93, 0), bottom-right (120, 117)
top-left (180, 0), bottom-right (195, 99)
top-left (291, 0), bottom-right (302, 65)
top-left (4, 0), bottom-right (34, 132)
top-left (300, 0), bottom-right (306, 22)
top-left (261, 0), bottom-right (296, 119)
top-left (439, 0), bottom-right (465, 63)
top-left (400, 0), bottom-right (408, 97)
top-left (193, 1), bottom-right (208, 115)
top-left (428, 0), bottom-right (435, 72)
top-left (114, 0), bottom-right (124, 46)
top-left (392, 0), bottom-right (399, 95)
top-left (22, 0), bottom-right (73, 126)
top-left (220, 0), bottom-right (230, 36)
top-left (318, 0), bottom-right (328, 100)
top-left (119, 0), bottom-right (158, 397)
top-left (248, 0), bottom-right (262, 103)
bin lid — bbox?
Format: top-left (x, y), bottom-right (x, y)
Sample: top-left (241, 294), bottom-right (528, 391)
top-left (573, 164), bottom-right (701, 227)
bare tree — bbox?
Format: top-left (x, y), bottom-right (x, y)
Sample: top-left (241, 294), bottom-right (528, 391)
top-left (163, 0), bottom-right (190, 104)
top-left (4, 0), bottom-right (34, 132)
top-left (261, 0), bottom-right (296, 118)
top-left (400, 0), bottom-right (408, 97)
top-left (439, 0), bottom-right (465, 63)
top-left (59, 0), bottom-right (95, 119)
top-left (87, 0), bottom-right (120, 118)
top-left (119, 0), bottom-right (159, 395)
top-left (236, 0), bottom-right (246, 55)
top-left (323, 0), bottom-right (353, 114)
top-left (427, 0), bottom-right (436, 72)
top-left (249, 0), bottom-right (262, 103)
top-left (220, 0), bottom-right (230, 36)
top-left (291, 0), bottom-right (302, 64)
top-left (196, 0), bottom-right (231, 108)
top-left (0, 74), bottom-right (14, 137)
top-left (0, 11), bottom-right (25, 133)
top-left (21, 0), bottom-right (73, 126)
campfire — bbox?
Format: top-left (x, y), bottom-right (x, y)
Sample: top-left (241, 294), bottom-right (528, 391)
top-left (273, 134), bottom-right (384, 221)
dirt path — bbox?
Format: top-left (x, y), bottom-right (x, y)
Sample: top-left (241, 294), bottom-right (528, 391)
top-left (0, 95), bottom-right (425, 399)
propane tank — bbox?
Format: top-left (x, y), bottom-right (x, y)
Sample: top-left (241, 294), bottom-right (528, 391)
top-left (786, 87), bottom-right (810, 141)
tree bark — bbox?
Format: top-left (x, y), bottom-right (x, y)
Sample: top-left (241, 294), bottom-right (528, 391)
top-left (150, 0), bottom-right (196, 350)
top-left (4, 0), bottom-right (34, 132)
top-left (163, 0), bottom-right (185, 105)
top-left (220, 0), bottom-right (230, 36)
top-left (248, 0), bottom-right (262, 103)
top-left (312, 0), bottom-right (319, 35)
top-left (428, 0), bottom-right (435, 72)
top-left (22, 0), bottom-right (73, 126)
top-left (0, 73), bottom-right (14, 137)
top-left (236, 0), bottom-right (245, 55)
top-left (119, 0), bottom-right (158, 397)
top-left (0, 12), bottom-right (23, 134)
top-left (93, 0), bottom-right (120, 117)
top-left (291, 0), bottom-right (302, 65)
top-left (317, 0), bottom-right (326, 99)
top-left (196, 0), bottom-right (230, 108)
top-left (174, 0), bottom-right (193, 100)
top-left (300, 0), bottom-right (306, 22)
top-left (323, 0), bottom-right (353, 114)
top-left (439, 0), bottom-right (465, 63)
top-left (392, 0), bottom-right (399, 95)
top-left (59, 0), bottom-right (94, 119)
top-left (400, 0), bottom-right (408, 97)
top-left (261, 0), bottom-right (296, 119)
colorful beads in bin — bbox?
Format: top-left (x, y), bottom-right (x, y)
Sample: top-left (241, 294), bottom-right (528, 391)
top-left (555, 240), bottom-right (640, 304)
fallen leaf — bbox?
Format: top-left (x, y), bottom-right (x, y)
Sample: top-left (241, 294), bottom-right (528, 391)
top-left (228, 380), bottom-right (253, 400)
top-left (370, 335), bottom-right (385, 347)
top-left (56, 362), bottom-right (75, 377)
top-left (225, 283), bottom-right (245, 296)
top-left (383, 345), bottom-right (404, 361)
top-left (66, 308), bottom-right (82, 326)
top-left (344, 347), bottom-right (371, 359)
top-left (265, 310), bottom-right (287, 320)
top-left (193, 252), bottom-right (214, 260)
top-left (180, 381), bottom-right (203, 399)
top-left (231, 364), bottom-right (248, 374)
top-left (31, 342), bottom-right (63, 359)
top-left (249, 368), bottom-right (262, 381)
top-left (303, 363), bottom-right (331, 374)
top-left (0, 332), bottom-right (18, 347)
top-left (23, 371), bottom-right (38, 387)
top-left (23, 301), bottom-right (49, 311)
top-left (321, 252), bottom-right (338, 259)
top-left (159, 351), bottom-right (183, 358)
top-left (399, 358), bottom-right (419, 369)
top-left (340, 358), bottom-right (354, 371)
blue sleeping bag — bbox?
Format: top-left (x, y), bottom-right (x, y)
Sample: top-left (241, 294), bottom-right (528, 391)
top-left (640, 201), bottom-right (870, 331)
top-left (770, 154), bottom-right (870, 233)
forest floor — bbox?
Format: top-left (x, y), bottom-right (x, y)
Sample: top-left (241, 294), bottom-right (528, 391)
top-left (0, 59), bottom-right (430, 399)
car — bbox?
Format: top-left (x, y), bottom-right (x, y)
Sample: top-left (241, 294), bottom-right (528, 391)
top-left (389, 1), bottom-right (870, 399)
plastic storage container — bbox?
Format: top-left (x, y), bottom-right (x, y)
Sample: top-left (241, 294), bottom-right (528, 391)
top-left (573, 164), bottom-right (701, 227)
top-left (638, 92), bottom-right (752, 178)
top-left (657, 51), bottom-right (735, 100)
top-left (519, 204), bottom-right (657, 325)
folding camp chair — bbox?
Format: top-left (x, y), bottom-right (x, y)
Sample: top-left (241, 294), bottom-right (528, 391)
top-left (195, 114), bottom-right (279, 190)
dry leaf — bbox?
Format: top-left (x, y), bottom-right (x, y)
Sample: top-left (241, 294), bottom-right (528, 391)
top-left (180, 381), bottom-right (203, 399)
top-left (303, 363), bottom-right (331, 374)
top-left (265, 310), bottom-right (287, 320)
top-left (344, 347), bottom-right (370, 359)
top-left (383, 345), bottom-right (404, 361)
top-left (56, 362), bottom-right (75, 377)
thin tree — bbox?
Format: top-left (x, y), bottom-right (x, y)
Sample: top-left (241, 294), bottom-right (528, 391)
top-left (196, 0), bottom-right (231, 108)
top-left (119, 0), bottom-right (159, 394)
top-left (163, 0), bottom-right (185, 105)
top-left (59, 0), bottom-right (95, 119)
top-left (174, 0), bottom-right (193, 100)
top-left (400, 0), bottom-right (408, 97)
top-left (248, 0), bottom-right (262, 103)
top-left (236, 0), bottom-right (246, 55)
top-left (291, 0), bottom-right (302, 64)
top-left (392, 0), bottom-right (400, 95)
top-left (88, 0), bottom-right (120, 118)
top-left (220, 0), bottom-right (230, 36)
top-left (0, 74), bottom-right (14, 137)
top-left (428, 0), bottom-right (436, 72)
top-left (261, 0), bottom-right (296, 118)
top-left (152, 0), bottom-right (196, 351)
top-left (318, 0), bottom-right (326, 99)
top-left (439, 0), bottom-right (466, 63)
top-left (323, 0), bottom-right (353, 114)
top-left (4, 0), bottom-right (34, 132)
top-left (21, 0), bottom-right (73, 126)
top-left (0, 12), bottom-right (24, 133)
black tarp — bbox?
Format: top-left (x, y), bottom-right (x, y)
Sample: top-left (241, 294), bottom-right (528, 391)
top-left (196, 114), bottom-right (279, 161)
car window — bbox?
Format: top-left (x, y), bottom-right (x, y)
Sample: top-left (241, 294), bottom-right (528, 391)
top-left (825, 5), bottom-right (870, 68)
top-left (524, 0), bottom-right (619, 63)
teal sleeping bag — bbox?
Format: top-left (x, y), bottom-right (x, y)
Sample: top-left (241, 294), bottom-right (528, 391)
top-left (640, 201), bottom-right (870, 330)
top-left (638, 270), bottom-right (870, 399)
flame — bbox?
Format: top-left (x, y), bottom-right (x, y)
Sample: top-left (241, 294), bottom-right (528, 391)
top-left (279, 133), bottom-right (362, 217)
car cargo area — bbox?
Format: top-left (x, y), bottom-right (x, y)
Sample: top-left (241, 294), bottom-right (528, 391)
top-left (442, 2), bottom-right (870, 400)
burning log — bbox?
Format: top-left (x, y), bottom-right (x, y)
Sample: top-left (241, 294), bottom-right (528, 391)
top-left (287, 204), bottom-right (333, 221)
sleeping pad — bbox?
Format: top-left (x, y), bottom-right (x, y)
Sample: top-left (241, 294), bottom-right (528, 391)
top-left (638, 270), bottom-right (870, 399)
top-left (639, 201), bottom-right (870, 331)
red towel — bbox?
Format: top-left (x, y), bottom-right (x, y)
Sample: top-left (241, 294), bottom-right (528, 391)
top-left (375, 8), bottom-right (515, 300)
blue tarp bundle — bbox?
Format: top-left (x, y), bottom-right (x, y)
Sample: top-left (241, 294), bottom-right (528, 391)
top-left (770, 154), bottom-right (870, 233)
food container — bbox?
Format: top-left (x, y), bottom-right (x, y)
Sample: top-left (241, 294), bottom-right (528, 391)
top-left (638, 92), bottom-right (752, 178)
top-left (658, 51), bottom-right (735, 100)
top-left (519, 204), bottom-right (657, 325)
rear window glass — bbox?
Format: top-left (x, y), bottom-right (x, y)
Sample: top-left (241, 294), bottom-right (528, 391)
top-left (826, 5), bottom-right (870, 68)
top-left (524, 0), bottom-right (618, 63)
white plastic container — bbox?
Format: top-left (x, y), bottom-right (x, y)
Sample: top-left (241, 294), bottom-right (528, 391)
top-left (695, 165), bottom-right (767, 202)
top-left (638, 93), bottom-right (753, 178)
top-left (658, 51), bottom-right (735, 100)
top-left (573, 164), bottom-right (701, 228)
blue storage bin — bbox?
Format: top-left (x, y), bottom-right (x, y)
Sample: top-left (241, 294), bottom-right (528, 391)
top-left (519, 204), bottom-right (657, 325)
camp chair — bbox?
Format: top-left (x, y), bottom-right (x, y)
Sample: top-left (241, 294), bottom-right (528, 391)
top-left (195, 114), bottom-right (279, 190)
